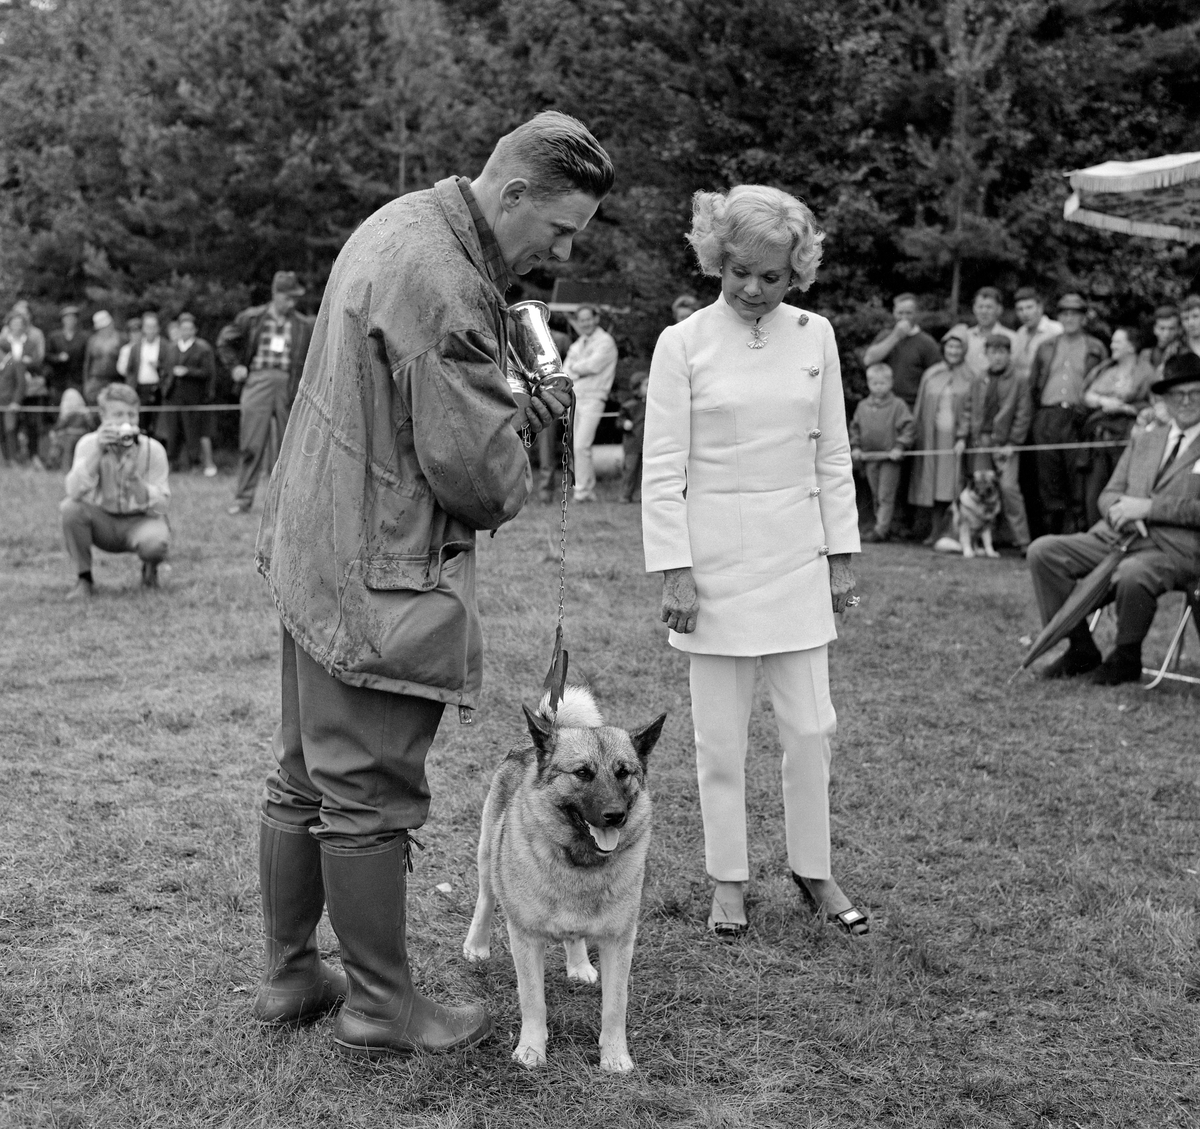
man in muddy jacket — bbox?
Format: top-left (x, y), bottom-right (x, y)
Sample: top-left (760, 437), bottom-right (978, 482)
top-left (250, 111), bottom-right (613, 1060)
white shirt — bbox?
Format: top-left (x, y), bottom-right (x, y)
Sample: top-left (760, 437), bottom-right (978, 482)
top-left (137, 337), bottom-right (161, 385)
top-left (563, 327), bottom-right (618, 397)
top-left (1159, 420), bottom-right (1200, 472)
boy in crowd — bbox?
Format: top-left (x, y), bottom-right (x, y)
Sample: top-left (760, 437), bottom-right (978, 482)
top-left (60, 382), bottom-right (170, 599)
top-left (975, 334), bottom-right (1033, 552)
top-left (618, 370), bottom-right (649, 503)
top-left (850, 363), bottom-right (916, 542)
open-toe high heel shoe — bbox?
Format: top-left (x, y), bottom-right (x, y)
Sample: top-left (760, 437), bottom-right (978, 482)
top-left (792, 873), bottom-right (870, 937)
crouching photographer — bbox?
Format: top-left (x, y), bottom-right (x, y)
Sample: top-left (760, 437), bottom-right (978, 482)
top-left (60, 382), bottom-right (170, 600)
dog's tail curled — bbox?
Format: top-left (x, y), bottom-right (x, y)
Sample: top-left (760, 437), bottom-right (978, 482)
top-left (537, 684), bottom-right (604, 729)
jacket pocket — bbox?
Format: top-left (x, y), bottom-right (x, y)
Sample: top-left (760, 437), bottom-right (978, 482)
top-left (360, 538), bottom-right (474, 591)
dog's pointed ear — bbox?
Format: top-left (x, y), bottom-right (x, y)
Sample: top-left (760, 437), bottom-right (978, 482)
top-left (523, 703), bottom-right (555, 763)
top-left (628, 713), bottom-right (667, 768)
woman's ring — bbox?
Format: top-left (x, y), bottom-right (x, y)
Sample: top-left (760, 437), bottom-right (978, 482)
top-left (845, 596), bottom-right (860, 608)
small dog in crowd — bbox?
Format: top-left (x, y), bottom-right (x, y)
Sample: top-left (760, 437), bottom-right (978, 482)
top-left (955, 469), bottom-right (1003, 558)
top-left (462, 686), bottom-right (666, 1073)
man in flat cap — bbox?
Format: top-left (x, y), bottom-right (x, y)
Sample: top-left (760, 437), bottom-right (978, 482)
top-left (1028, 352), bottom-right (1200, 684)
top-left (250, 111), bottom-right (612, 1061)
top-left (1029, 293), bottom-right (1108, 535)
top-left (217, 271), bottom-right (313, 514)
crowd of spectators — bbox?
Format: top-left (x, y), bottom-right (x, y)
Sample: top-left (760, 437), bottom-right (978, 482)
top-left (6, 280), bottom-right (1197, 611)
top-left (854, 287), bottom-right (1199, 554)
top-left (1, 300), bottom-right (220, 475)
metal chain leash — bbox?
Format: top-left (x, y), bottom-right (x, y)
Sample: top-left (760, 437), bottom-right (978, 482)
top-left (555, 408), bottom-right (571, 635)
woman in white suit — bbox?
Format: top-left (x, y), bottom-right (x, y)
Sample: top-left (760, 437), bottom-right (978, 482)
top-left (641, 185), bottom-right (867, 938)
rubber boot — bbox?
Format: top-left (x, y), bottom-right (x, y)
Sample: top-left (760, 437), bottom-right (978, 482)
top-left (321, 835), bottom-right (492, 1058)
top-left (253, 813), bottom-right (348, 1024)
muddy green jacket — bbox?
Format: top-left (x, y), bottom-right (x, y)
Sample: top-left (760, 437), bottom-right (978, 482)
top-left (255, 177), bottom-right (530, 707)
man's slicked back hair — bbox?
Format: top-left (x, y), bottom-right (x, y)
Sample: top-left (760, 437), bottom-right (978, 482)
top-left (486, 111), bottom-right (614, 201)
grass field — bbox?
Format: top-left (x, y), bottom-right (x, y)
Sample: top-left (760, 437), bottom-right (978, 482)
top-left (2, 462), bottom-right (1198, 1129)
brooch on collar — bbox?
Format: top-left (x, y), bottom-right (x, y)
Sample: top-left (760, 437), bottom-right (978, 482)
top-left (807, 366), bottom-right (820, 378)
top-left (798, 314), bottom-right (809, 326)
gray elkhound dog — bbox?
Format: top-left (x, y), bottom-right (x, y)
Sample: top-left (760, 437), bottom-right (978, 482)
top-left (462, 686), bottom-right (666, 1072)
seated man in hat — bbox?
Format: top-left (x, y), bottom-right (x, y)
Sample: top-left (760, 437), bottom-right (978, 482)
top-left (60, 382), bottom-right (171, 599)
top-left (1027, 353), bottom-right (1200, 685)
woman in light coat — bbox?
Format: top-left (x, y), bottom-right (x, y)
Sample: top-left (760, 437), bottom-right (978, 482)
top-left (642, 185), bottom-right (867, 938)
top-left (907, 329), bottom-right (977, 544)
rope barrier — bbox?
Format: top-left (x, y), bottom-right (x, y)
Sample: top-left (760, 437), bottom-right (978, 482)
top-left (8, 403), bottom-right (239, 413)
top-left (5, 401), bottom-right (1136, 458)
top-left (857, 438), bottom-right (1131, 460)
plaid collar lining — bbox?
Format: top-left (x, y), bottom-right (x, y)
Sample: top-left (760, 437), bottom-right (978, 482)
top-left (456, 177), bottom-right (511, 293)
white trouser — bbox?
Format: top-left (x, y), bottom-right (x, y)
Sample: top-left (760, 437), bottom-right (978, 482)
top-left (571, 377), bottom-right (610, 498)
top-left (689, 648), bottom-right (836, 882)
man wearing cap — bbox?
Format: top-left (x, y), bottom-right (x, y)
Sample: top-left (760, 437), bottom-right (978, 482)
top-left (47, 306), bottom-right (88, 399)
top-left (975, 333), bottom-right (1033, 550)
top-left (1029, 294), bottom-right (1108, 535)
top-left (1028, 352), bottom-right (1200, 685)
top-left (217, 271), bottom-right (314, 514)
top-left (82, 311), bottom-right (123, 402)
top-left (158, 312), bottom-right (218, 476)
top-left (250, 111), bottom-right (610, 1062)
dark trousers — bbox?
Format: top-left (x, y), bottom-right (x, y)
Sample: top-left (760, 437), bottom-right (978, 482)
top-left (235, 369), bottom-right (290, 507)
top-left (621, 434), bottom-right (643, 501)
top-left (1027, 530), bottom-right (1187, 648)
top-left (134, 383), bottom-right (162, 434)
top-left (262, 626), bottom-right (446, 848)
top-left (1031, 406), bottom-right (1084, 533)
top-left (158, 380), bottom-right (212, 469)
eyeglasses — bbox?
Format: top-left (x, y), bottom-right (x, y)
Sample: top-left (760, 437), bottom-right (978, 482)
top-left (1166, 388), bottom-right (1200, 404)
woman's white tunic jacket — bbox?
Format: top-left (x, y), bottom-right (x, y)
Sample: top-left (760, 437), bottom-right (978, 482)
top-left (641, 298), bottom-right (860, 655)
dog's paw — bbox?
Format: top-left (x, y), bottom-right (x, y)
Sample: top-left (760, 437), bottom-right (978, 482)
top-left (962, 548), bottom-right (976, 559)
top-left (984, 547), bottom-right (1000, 559)
top-left (566, 961), bottom-right (599, 985)
top-left (462, 939), bottom-right (490, 963)
top-left (513, 1043), bottom-right (547, 1069)
top-left (600, 1049), bottom-right (635, 1074)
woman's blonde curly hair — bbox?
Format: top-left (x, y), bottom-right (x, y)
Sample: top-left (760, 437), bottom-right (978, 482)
top-left (686, 185), bottom-right (825, 292)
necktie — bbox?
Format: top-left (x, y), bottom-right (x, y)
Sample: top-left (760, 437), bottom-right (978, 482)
top-left (1154, 433), bottom-right (1183, 487)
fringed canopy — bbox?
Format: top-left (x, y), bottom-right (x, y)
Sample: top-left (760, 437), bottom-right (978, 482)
top-left (1063, 152), bottom-right (1200, 245)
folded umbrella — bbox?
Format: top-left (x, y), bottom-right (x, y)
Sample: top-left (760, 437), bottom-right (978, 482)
top-left (1013, 526), bottom-right (1143, 680)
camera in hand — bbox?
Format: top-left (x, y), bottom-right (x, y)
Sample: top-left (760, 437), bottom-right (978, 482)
top-left (116, 422), bottom-right (140, 448)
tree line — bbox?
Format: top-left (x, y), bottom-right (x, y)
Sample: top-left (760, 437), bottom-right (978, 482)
top-left (1, 0), bottom-right (1198, 376)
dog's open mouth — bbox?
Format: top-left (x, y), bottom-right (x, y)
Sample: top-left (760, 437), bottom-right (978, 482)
top-left (587, 824), bottom-right (621, 853)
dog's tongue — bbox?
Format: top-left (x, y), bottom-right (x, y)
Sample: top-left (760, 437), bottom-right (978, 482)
top-left (587, 824), bottom-right (620, 853)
